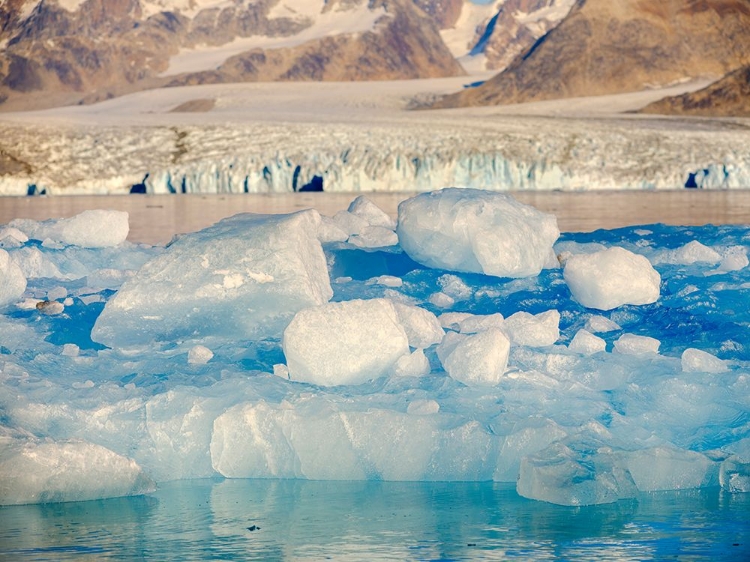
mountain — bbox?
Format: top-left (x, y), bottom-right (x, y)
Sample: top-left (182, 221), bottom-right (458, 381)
top-left (438, 0), bottom-right (575, 73)
top-left (639, 65), bottom-right (750, 117)
top-left (433, 0), bottom-right (750, 108)
top-left (0, 0), bottom-right (464, 110)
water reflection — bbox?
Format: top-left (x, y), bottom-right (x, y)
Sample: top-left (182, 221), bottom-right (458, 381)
top-left (2, 481), bottom-right (749, 560)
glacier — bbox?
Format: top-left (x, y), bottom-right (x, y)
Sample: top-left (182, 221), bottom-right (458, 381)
top-left (1, 188), bottom-right (749, 507)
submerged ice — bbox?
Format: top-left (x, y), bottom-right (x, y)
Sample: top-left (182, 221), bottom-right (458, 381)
top-left (1, 188), bottom-right (749, 507)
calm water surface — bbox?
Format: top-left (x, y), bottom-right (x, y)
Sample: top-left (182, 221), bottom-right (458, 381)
top-left (1, 481), bottom-right (748, 561)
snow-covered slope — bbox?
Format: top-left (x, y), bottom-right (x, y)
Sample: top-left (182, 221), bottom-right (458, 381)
top-left (0, 78), bottom-right (747, 195)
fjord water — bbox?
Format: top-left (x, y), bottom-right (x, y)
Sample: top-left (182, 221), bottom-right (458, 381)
top-left (1, 480), bottom-right (749, 561)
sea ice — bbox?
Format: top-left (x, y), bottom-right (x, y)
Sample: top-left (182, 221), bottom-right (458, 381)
top-left (0, 439), bottom-right (155, 505)
top-left (0, 249), bottom-right (26, 307)
top-left (624, 447), bottom-right (717, 492)
top-left (613, 333), bottom-right (661, 355)
top-left (282, 298), bottom-right (410, 386)
top-left (568, 329), bottom-right (606, 355)
top-left (439, 328), bottom-right (510, 386)
top-left (397, 188), bottom-right (559, 278)
top-left (91, 210), bottom-right (332, 348)
top-left (502, 310), bottom-right (560, 347)
top-left (10, 210), bottom-right (129, 248)
top-left (563, 247), bottom-right (661, 310)
top-left (681, 348), bottom-right (728, 373)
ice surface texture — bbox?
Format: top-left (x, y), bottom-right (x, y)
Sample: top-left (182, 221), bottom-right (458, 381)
top-left (92, 210), bottom-right (332, 348)
top-left (1, 190), bottom-right (750, 507)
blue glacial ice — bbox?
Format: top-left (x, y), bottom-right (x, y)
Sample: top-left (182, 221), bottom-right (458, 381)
top-left (0, 190), bottom-right (749, 506)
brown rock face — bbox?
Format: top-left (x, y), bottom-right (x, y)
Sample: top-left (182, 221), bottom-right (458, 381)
top-left (639, 65), bottom-right (750, 117)
top-left (434, 0), bottom-right (750, 108)
top-left (0, 0), bottom-right (462, 110)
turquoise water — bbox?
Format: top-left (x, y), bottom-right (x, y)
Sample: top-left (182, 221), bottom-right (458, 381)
top-left (1, 480), bottom-right (748, 561)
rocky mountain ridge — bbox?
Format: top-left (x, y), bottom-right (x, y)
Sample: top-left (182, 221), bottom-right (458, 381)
top-left (0, 0), bottom-right (463, 110)
top-left (434, 0), bottom-right (750, 108)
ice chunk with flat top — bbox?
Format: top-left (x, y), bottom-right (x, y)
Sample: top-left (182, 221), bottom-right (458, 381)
top-left (568, 329), bottom-right (606, 355)
top-left (391, 302), bottom-right (444, 349)
top-left (624, 447), bottom-right (717, 491)
top-left (564, 247), bottom-right (660, 310)
top-left (503, 310), bottom-right (560, 347)
top-left (283, 298), bottom-right (409, 386)
top-left (440, 328), bottom-right (510, 386)
top-left (614, 333), bottom-right (660, 355)
top-left (0, 249), bottom-right (26, 307)
top-left (397, 188), bottom-right (559, 278)
top-left (681, 348), bottom-right (728, 373)
top-left (0, 439), bottom-right (154, 505)
top-left (11, 210), bottom-right (129, 248)
top-left (517, 434), bottom-right (637, 506)
top-left (92, 211), bottom-right (332, 348)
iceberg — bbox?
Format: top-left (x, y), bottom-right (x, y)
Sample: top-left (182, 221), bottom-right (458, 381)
top-left (397, 188), bottom-right (559, 278)
top-left (1, 191), bottom-right (749, 507)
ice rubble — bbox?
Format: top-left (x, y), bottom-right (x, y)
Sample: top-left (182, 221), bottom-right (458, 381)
top-left (1, 188), bottom-right (750, 507)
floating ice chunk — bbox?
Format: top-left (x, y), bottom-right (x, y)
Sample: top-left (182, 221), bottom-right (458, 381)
top-left (348, 225), bottom-right (399, 249)
top-left (407, 399), bottom-right (440, 415)
top-left (720, 457), bottom-right (750, 493)
top-left (46, 286), bottom-right (68, 301)
top-left (392, 349), bottom-right (431, 377)
top-left (397, 188), bottom-right (559, 278)
top-left (0, 226), bottom-right (28, 248)
top-left (36, 300), bottom-right (64, 315)
top-left (10, 247), bottom-right (68, 280)
top-left (273, 363), bottom-right (290, 380)
top-left (624, 447), bottom-right (716, 492)
top-left (283, 298), bottom-right (410, 386)
top-left (11, 210), bottom-right (129, 248)
top-left (0, 440), bottom-right (154, 505)
top-left (494, 419), bottom-right (568, 482)
top-left (332, 210), bottom-right (368, 236)
top-left (584, 315), bottom-right (621, 333)
top-left (188, 345), bottom-right (214, 365)
top-left (439, 312), bottom-right (473, 331)
top-left (517, 436), bottom-right (637, 506)
top-left (317, 215), bottom-right (349, 243)
top-left (681, 348), bottom-right (728, 373)
top-left (564, 247), bottom-right (660, 310)
top-left (503, 310), bottom-right (560, 347)
top-left (86, 268), bottom-right (135, 290)
top-left (438, 274), bottom-right (473, 301)
top-left (440, 328), bottom-right (510, 386)
top-left (0, 249), bottom-right (26, 307)
top-left (613, 333), bottom-right (660, 355)
top-left (656, 240), bottom-right (721, 265)
top-left (429, 292), bottom-right (454, 308)
top-left (568, 329), bottom-right (606, 355)
top-left (365, 275), bottom-right (402, 288)
top-left (459, 313), bottom-right (505, 334)
top-left (391, 302), bottom-right (444, 349)
top-left (347, 195), bottom-right (397, 230)
top-left (92, 211), bottom-right (332, 347)
top-left (62, 343), bottom-right (80, 357)
top-left (711, 246), bottom-right (749, 274)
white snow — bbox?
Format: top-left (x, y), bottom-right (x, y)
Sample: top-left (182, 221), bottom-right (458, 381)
top-left (282, 298), bottom-right (410, 386)
top-left (162, 2), bottom-right (387, 76)
top-left (564, 247), bottom-right (661, 310)
top-left (397, 188), bottom-right (560, 278)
